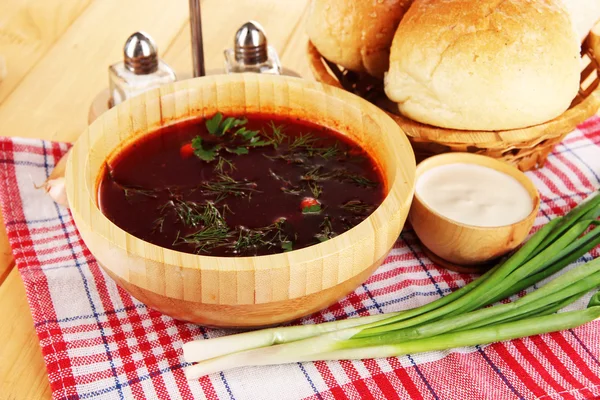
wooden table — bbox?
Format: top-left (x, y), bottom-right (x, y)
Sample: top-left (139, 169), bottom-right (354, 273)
top-left (0, 1), bottom-right (311, 398)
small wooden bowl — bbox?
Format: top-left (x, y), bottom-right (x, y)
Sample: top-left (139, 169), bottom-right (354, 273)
top-left (408, 153), bottom-right (539, 267)
top-left (65, 74), bottom-right (416, 327)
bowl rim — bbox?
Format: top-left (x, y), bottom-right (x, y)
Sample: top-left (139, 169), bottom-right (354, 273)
top-left (413, 152), bottom-right (540, 230)
top-left (66, 73), bottom-right (416, 272)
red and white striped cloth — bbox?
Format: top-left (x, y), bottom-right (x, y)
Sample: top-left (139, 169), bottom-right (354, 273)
top-left (1, 118), bottom-right (600, 400)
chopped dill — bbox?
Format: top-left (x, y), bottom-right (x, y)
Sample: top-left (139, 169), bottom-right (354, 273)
top-left (281, 186), bottom-right (302, 195)
top-left (169, 201), bottom-right (234, 253)
top-left (214, 156), bottom-right (236, 174)
top-left (307, 180), bottom-right (322, 198)
top-left (263, 153), bottom-right (307, 165)
top-left (340, 200), bottom-right (375, 215)
top-left (301, 167), bottom-right (378, 188)
top-left (107, 169), bottom-right (158, 201)
top-left (122, 186), bottom-right (158, 201)
top-left (199, 174), bottom-right (260, 203)
top-left (288, 133), bottom-right (341, 160)
top-left (231, 218), bottom-right (294, 254)
top-left (288, 133), bottom-right (320, 151)
top-left (314, 216), bottom-right (336, 242)
top-left (269, 168), bottom-right (292, 186)
top-left (156, 199), bottom-right (232, 230)
top-left (300, 166), bottom-right (338, 182)
top-left (162, 199), bottom-right (205, 228)
top-left (343, 174), bottom-right (378, 188)
top-left (261, 122), bottom-right (285, 148)
top-left (173, 226), bottom-right (232, 253)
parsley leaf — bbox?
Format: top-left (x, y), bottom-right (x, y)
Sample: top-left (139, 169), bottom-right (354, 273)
top-left (206, 112), bottom-right (223, 135)
top-left (221, 117), bottom-right (247, 135)
top-left (302, 204), bottom-right (322, 214)
top-left (192, 137), bottom-right (220, 162)
top-left (226, 146), bottom-right (249, 155)
top-left (281, 241), bottom-right (293, 252)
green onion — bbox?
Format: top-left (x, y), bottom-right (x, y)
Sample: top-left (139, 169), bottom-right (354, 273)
top-left (182, 192), bottom-right (600, 379)
top-left (184, 306), bottom-right (600, 379)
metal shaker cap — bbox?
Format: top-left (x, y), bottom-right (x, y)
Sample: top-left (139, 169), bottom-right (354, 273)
top-left (234, 21), bottom-right (268, 64)
top-left (124, 32), bottom-right (158, 74)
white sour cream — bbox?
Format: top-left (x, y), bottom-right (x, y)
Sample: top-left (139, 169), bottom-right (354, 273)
top-left (416, 163), bottom-right (533, 227)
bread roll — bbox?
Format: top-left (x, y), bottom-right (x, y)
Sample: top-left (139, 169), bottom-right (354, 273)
top-left (385, 0), bottom-right (581, 131)
top-left (560, 0), bottom-right (600, 41)
top-left (307, 0), bottom-right (412, 78)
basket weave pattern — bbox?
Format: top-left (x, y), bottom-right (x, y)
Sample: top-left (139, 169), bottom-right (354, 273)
top-left (308, 34), bottom-right (600, 171)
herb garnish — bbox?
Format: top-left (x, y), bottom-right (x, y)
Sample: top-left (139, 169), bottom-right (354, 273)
top-left (190, 113), bottom-right (280, 163)
top-left (107, 169), bottom-right (158, 201)
top-left (191, 136), bottom-right (220, 162)
top-left (214, 156), bottom-right (236, 174)
top-left (269, 168), bottom-right (292, 186)
top-left (174, 226), bottom-right (233, 253)
top-left (262, 122), bottom-right (285, 148)
top-left (315, 216), bottom-right (336, 242)
top-left (301, 166), bottom-right (377, 188)
top-left (307, 181), bottom-right (322, 198)
top-left (281, 186), bottom-right (302, 196)
top-left (199, 174), bottom-right (260, 203)
top-left (340, 200), bottom-right (375, 215)
top-left (343, 174), bottom-right (378, 188)
top-left (232, 218), bottom-right (294, 254)
top-left (302, 204), bottom-right (322, 214)
top-left (170, 201), bottom-right (234, 253)
top-left (289, 133), bottom-right (341, 160)
top-left (121, 186), bottom-right (158, 201)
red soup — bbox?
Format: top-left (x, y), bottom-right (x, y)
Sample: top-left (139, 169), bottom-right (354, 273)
top-left (98, 113), bottom-right (386, 256)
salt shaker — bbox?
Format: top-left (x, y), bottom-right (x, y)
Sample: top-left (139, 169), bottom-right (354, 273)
top-left (109, 32), bottom-right (176, 106)
top-left (224, 21), bottom-right (282, 75)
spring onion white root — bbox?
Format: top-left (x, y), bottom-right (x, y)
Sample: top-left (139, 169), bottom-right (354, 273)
top-left (183, 313), bottom-right (394, 363)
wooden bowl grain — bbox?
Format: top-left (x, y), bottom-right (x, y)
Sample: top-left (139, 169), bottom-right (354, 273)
top-left (409, 153), bottom-right (539, 266)
top-left (65, 74), bottom-right (416, 327)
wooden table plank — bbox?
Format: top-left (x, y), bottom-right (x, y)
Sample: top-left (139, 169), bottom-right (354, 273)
top-left (0, 0), bottom-right (92, 104)
top-left (0, 213), bottom-right (14, 286)
top-left (164, 0), bottom-right (310, 78)
top-left (0, 0), bottom-right (189, 142)
top-left (279, 5), bottom-right (312, 80)
top-left (0, 268), bottom-right (52, 400)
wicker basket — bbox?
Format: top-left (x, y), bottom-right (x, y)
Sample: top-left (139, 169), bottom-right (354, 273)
top-left (308, 30), bottom-right (600, 171)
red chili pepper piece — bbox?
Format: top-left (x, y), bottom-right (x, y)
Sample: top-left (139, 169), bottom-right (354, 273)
top-left (180, 143), bottom-right (194, 159)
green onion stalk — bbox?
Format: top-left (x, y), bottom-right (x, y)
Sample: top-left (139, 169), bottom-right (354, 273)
top-left (182, 191), bottom-right (600, 380)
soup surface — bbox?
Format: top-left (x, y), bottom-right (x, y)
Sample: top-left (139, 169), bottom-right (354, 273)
top-left (98, 113), bottom-right (385, 256)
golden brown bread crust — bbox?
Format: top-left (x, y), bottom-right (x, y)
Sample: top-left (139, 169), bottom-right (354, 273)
top-left (307, 0), bottom-right (412, 78)
top-left (384, 0), bottom-right (581, 131)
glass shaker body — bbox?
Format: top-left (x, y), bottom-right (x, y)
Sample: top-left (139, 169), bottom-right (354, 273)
top-left (109, 61), bottom-right (176, 106)
top-left (224, 48), bottom-right (282, 75)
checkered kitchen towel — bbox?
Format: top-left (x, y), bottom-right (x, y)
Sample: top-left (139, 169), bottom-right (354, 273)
top-left (1, 119), bottom-right (600, 400)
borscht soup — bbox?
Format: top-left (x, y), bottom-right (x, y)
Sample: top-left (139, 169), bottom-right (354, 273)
top-left (98, 113), bottom-right (385, 256)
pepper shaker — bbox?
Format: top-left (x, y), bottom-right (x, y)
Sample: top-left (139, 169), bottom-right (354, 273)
top-left (224, 21), bottom-right (282, 75)
top-left (109, 32), bottom-right (177, 106)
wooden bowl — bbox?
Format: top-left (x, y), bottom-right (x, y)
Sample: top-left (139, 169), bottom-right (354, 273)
top-left (307, 27), bottom-right (600, 171)
top-left (65, 74), bottom-right (416, 327)
top-left (408, 153), bottom-right (539, 267)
